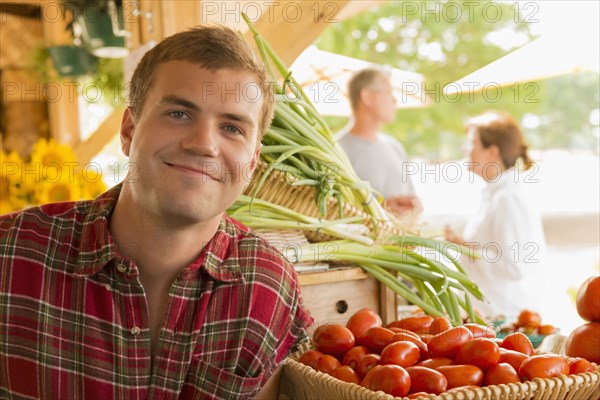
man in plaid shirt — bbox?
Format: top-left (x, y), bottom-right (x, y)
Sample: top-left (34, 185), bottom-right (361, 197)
top-left (0, 25), bottom-right (313, 399)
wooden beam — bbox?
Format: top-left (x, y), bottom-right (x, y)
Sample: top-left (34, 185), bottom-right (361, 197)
top-left (74, 108), bottom-right (123, 164)
top-left (246, 0), bottom-right (350, 67)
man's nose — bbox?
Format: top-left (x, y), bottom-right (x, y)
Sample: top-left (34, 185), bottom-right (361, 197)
top-left (181, 120), bottom-right (219, 157)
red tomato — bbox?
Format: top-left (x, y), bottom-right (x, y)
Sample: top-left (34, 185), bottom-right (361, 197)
top-left (576, 276), bottom-right (600, 322)
top-left (464, 323), bottom-right (497, 339)
top-left (517, 309), bottom-right (542, 330)
top-left (565, 322), bottom-right (600, 364)
top-left (429, 316), bottom-right (453, 335)
top-left (380, 341), bottom-right (421, 368)
top-left (361, 365), bottom-right (411, 397)
top-left (437, 365), bottom-right (484, 388)
top-left (315, 354), bottom-right (341, 375)
top-left (419, 333), bottom-right (434, 344)
top-left (346, 308), bottom-right (383, 346)
top-left (387, 327), bottom-right (421, 339)
top-left (342, 346), bottom-right (369, 371)
top-left (405, 366), bottom-right (448, 395)
top-left (363, 326), bottom-right (395, 354)
top-left (387, 315), bottom-right (434, 334)
top-left (500, 332), bottom-right (534, 356)
top-left (417, 357), bottom-right (454, 369)
top-left (484, 363), bottom-right (521, 385)
top-left (537, 324), bottom-right (557, 335)
top-left (356, 354), bottom-right (381, 378)
top-left (455, 338), bottom-right (500, 371)
top-left (391, 332), bottom-right (429, 360)
top-left (519, 355), bottom-right (569, 381)
top-left (298, 349), bottom-right (323, 369)
top-left (313, 323), bottom-right (356, 358)
top-left (427, 326), bottom-right (473, 358)
top-left (498, 348), bottom-right (529, 371)
top-left (331, 365), bottom-right (361, 384)
top-left (568, 357), bottom-right (596, 374)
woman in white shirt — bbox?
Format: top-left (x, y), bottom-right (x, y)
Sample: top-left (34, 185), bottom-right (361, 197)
top-left (445, 111), bottom-right (546, 319)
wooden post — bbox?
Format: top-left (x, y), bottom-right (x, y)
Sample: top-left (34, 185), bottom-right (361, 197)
top-left (42, 5), bottom-right (81, 147)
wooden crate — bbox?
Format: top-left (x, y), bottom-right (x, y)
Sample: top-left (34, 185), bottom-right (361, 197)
top-left (298, 266), bottom-right (397, 333)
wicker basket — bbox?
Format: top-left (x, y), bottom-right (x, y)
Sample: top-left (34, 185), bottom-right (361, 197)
top-left (280, 342), bottom-right (600, 400)
top-left (244, 162), bottom-right (401, 242)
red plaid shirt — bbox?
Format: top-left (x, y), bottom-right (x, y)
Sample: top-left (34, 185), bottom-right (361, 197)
top-left (0, 184), bottom-right (313, 399)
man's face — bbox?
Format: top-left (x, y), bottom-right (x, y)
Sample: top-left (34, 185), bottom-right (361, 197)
top-left (120, 60), bottom-right (263, 226)
top-left (369, 75), bottom-right (397, 124)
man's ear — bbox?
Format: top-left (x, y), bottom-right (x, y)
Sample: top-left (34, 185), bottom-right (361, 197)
top-left (249, 142), bottom-right (262, 174)
top-left (120, 107), bottom-right (136, 157)
top-left (359, 88), bottom-right (374, 108)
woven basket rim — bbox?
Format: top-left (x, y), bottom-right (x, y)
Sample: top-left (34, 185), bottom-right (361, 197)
top-left (284, 341), bottom-right (600, 400)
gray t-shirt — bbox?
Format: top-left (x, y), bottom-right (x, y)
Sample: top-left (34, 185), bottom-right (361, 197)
top-left (338, 132), bottom-right (415, 198)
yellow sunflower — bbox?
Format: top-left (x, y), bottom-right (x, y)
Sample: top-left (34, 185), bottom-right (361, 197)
top-left (35, 179), bottom-right (82, 205)
top-left (29, 139), bottom-right (78, 182)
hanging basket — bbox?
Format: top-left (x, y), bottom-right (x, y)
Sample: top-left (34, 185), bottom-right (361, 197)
top-left (47, 45), bottom-right (98, 77)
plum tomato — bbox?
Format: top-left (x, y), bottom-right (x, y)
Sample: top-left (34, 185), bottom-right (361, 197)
top-left (331, 365), bottom-right (361, 384)
top-left (356, 353), bottom-right (381, 378)
top-left (346, 308), bottom-right (382, 346)
top-left (518, 354), bottom-right (569, 381)
top-left (498, 348), bottom-right (529, 371)
top-left (565, 322), bottom-right (600, 364)
top-left (429, 316), bottom-right (453, 335)
top-left (517, 309), bottom-right (542, 330)
top-left (363, 326), bottom-right (396, 354)
top-left (417, 357), bottom-right (454, 369)
top-left (361, 365), bottom-right (411, 397)
top-left (313, 323), bottom-right (355, 358)
top-left (437, 365), bottom-right (484, 388)
top-left (380, 341), bottom-right (421, 368)
top-left (315, 354), bottom-right (341, 375)
top-left (500, 332), bottom-right (534, 356)
top-left (342, 346), bottom-right (369, 371)
top-left (537, 324), bottom-right (557, 335)
top-left (484, 362), bottom-right (521, 385)
top-left (387, 327), bottom-right (421, 339)
top-left (464, 323), bottom-right (497, 339)
top-left (405, 366), bottom-right (448, 395)
top-left (455, 338), bottom-right (500, 371)
top-left (427, 326), bottom-right (473, 358)
top-left (576, 276), bottom-right (600, 322)
top-left (387, 315), bottom-right (434, 335)
top-left (568, 357), bottom-right (596, 374)
top-left (298, 349), bottom-right (324, 369)
top-left (391, 332), bottom-right (429, 360)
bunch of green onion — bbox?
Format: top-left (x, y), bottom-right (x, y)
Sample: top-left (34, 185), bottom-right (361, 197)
top-left (229, 15), bottom-right (485, 325)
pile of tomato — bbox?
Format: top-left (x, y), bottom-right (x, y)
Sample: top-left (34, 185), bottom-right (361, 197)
top-left (299, 308), bottom-right (598, 398)
top-left (565, 275), bottom-right (600, 364)
top-left (499, 309), bottom-right (556, 336)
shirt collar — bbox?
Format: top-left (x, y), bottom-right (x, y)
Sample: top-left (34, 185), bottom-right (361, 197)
top-left (75, 183), bottom-right (244, 284)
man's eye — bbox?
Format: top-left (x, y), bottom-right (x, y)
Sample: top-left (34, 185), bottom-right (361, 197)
top-left (224, 125), bottom-right (242, 135)
top-left (169, 111), bottom-right (189, 120)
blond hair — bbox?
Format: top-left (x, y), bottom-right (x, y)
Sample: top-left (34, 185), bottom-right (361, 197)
top-left (128, 24), bottom-right (274, 138)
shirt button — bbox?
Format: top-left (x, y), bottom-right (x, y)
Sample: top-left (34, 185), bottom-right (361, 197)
top-left (105, 284), bottom-right (111, 290)
top-left (117, 264), bottom-right (127, 274)
top-left (130, 326), bottom-right (141, 335)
